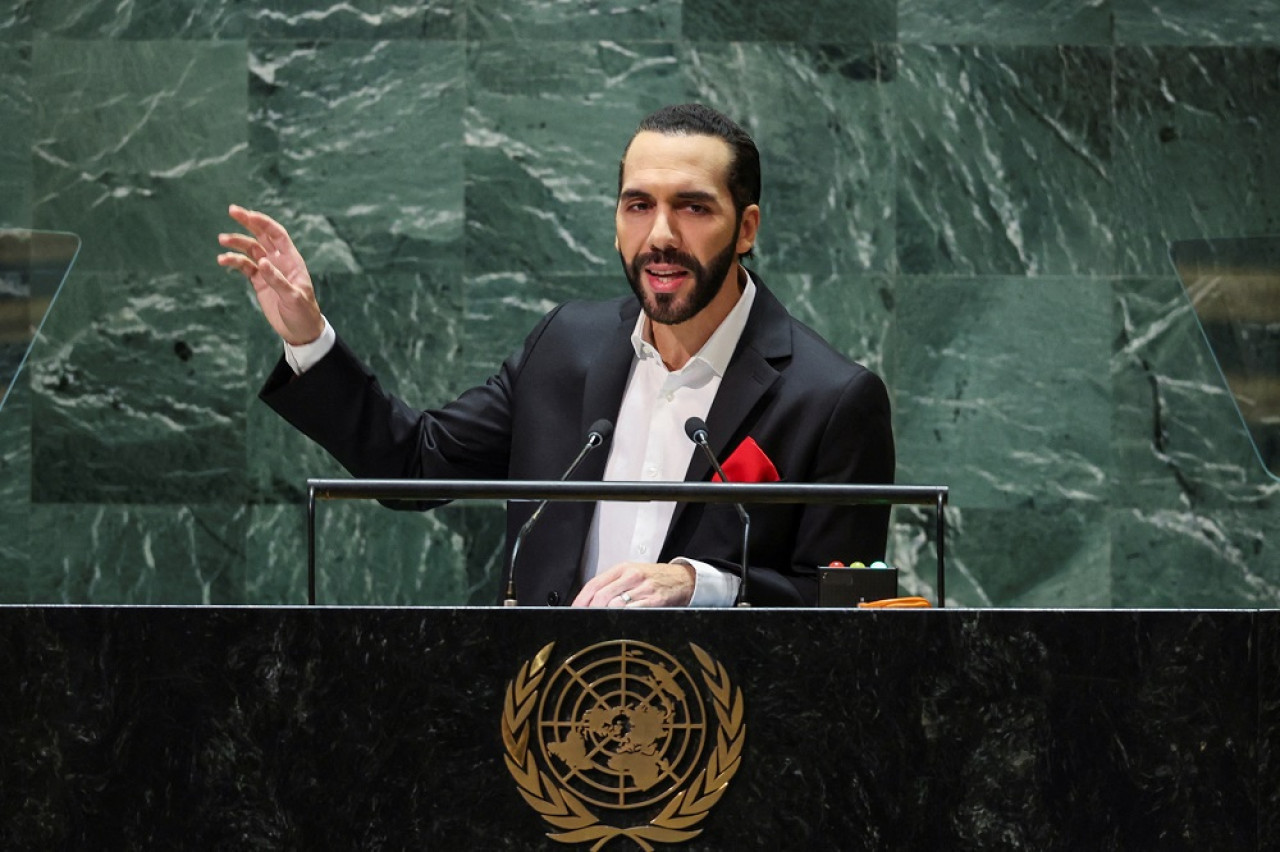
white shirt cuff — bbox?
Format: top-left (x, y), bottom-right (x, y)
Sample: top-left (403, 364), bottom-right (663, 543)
top-left (283, 317), bottom-right (335, 375)
top-left (673, 557), bottom-right (742, 607)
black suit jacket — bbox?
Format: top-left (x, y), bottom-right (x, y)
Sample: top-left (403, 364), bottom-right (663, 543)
top-left (261, 276), bottom-right (895, 606)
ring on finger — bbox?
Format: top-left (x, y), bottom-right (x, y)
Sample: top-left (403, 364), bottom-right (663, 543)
top-left (620, 591), bottom-right (633, 604)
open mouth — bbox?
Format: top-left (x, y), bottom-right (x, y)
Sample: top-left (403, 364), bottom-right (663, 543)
top-left (644, 266), bottom-right (690, 292)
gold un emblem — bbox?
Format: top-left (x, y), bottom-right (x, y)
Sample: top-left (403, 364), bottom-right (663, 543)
top-left (502, 640), bottom-right (745, 850)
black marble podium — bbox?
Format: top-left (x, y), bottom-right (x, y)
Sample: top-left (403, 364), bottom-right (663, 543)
top-left (2, 607), bottom-right (1276, 850)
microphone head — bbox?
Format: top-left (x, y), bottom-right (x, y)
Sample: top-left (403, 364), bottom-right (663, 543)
top-left (684, 416), bottom-right (709, 444)
top-left (586, 418), bottom-right (614, 445)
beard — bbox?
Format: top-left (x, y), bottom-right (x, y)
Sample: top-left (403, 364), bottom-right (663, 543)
top-left (621, 230), bottom-right (741, 326)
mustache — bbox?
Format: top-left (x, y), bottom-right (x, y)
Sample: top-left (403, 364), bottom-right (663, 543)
top-left (632, 249), bottom-right (702, 270)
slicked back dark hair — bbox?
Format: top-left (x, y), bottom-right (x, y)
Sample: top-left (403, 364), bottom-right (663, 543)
top-left (617, 103), bottom-right (762, 216)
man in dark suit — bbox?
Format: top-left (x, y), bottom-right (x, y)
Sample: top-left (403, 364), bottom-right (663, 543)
top-left (218, 104), bottom-right (894, 607)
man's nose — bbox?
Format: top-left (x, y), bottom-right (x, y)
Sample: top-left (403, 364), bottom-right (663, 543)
top-left (648, 209), bottom-right (678, 250)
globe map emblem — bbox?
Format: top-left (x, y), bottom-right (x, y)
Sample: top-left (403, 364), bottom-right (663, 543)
top-left (536, 640), bottom-right (707, 810)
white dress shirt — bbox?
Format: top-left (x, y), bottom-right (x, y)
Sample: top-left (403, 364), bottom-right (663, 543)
top-left (578, 276), bottom-right (756, 607)
top-left (285, 274), bottom-right (758, 607)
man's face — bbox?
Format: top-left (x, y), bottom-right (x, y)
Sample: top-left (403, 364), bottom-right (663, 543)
top-left (616, 131), bottom-right (759, 326)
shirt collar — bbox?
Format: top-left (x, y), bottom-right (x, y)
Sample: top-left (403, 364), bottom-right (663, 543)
top-left (629, 269), bottom-right (758, 377)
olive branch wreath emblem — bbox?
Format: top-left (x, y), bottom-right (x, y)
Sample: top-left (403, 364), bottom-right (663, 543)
top-left (501, 642), bottom-right (746, 851)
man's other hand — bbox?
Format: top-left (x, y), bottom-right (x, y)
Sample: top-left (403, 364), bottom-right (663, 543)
top-left (572, 562), bottom-right (695, 608)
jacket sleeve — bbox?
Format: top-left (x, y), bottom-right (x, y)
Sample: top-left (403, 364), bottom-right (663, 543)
top-left (258, 305), bottom-right (566, 500)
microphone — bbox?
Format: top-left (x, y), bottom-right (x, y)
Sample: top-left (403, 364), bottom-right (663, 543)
top-left (504, 418), bottom-right (614, 606)
top-left (684, 417), bottom-right (750, 607)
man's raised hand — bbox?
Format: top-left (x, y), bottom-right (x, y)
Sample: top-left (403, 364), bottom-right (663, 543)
top-left (217, 205), bottom-right (325, 346)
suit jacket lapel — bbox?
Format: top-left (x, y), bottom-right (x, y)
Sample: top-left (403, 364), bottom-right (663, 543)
top-left (670, 275), bottom-right (792, 531)
top-left (578, 298), bottom-right (639, 482)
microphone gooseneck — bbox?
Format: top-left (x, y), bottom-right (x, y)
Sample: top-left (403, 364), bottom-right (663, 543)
top-left (504, 419), bottom-right (614, 606)
top-left (683, 417), bottom-right (751, 607)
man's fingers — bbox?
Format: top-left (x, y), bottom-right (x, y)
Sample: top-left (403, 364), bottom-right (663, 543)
top-left (588, 584), bottom-right (637, 607)
top-left (230, 204), bottom-right (296, 257)
top-left (217, 252), bottom-right (257, 277)
top-left (215, 250), bottom-right (286, 290)
top-left (571, 575), bottom-right (607, 607)
top-left (217, 232), bottom-right (264, 260)
top-left (226, 205), bottom-right (279, 256)
top-left (257, 258), bottom-right (296, 293)
top-left (573, 566), bottom-right (654, 608)
top-left (601, 580), bottom-right (641, 607)
top-left (572, 572), bottom-right (622, 607)
top-left (228, 204), bottom-right (294, 257)
top-left (227, 203), bottom-right (260, 232)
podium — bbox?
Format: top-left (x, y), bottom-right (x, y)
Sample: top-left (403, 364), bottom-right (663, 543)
top-left (2, 606), bottom-right (1273, 849)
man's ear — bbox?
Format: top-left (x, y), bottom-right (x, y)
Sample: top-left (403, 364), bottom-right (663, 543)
top-left (736, 204), bottom-right (761, 255)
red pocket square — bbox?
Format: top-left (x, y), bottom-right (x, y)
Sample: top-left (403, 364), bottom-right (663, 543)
top-left (713, 436), bottom-right (780, 483)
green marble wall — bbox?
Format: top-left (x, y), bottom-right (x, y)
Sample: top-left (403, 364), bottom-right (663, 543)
top-left (2, 0), bottom-right (1278, 607)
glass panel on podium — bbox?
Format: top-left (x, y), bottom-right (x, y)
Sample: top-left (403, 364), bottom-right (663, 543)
top-left (1170, 236), bottom-right (1280, 482)
top-left (0, 229), bottom-right (81, 413)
